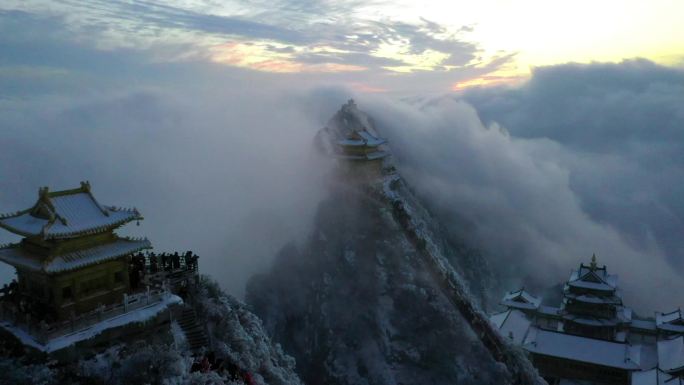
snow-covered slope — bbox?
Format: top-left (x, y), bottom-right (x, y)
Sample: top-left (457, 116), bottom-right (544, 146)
top-left (0, 277), bottom-right (303, 385)
top-left (247, 102), bottom-right (545, 385)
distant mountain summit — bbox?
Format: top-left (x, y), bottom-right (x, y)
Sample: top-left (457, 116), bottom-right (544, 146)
top-left (317, 99), bottom-right (383, 144)
top-left (248, 101), bottom-right (544, 385)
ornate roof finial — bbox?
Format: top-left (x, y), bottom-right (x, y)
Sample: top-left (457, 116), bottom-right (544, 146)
top-left (39, 186), bottom-right (49, 199)
top-left (80, 180), bottom-right (91, 192)
top-left (590, 253), bottom-right (597, 270)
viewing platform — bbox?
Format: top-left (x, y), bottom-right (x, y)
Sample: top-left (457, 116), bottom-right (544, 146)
top-left (0, 251), bottom-right (199, 352)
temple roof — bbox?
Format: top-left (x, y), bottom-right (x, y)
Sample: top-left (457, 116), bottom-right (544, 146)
top-left (522, 327), bottom-right (643, 370)
top-left (656, 310), bottom-right (684, 333)
top-left (502, 288), bottom-right (541, 310)
top-left (337, 130), bottom-right (387, 148)
top-left (337, 150), bottom-right (389, 161)
top-left (316, 99), bottom-right (390, 156)
top-left (567, 256), bottom-right (618, 292)
top-left (631, 319), bottom-right (658, 332)
top-left (490, 309), bottom-right (533, 344)
top-left (0, 182), bottom-right (142, 239)
top-left (563, 291), bottom-right (623, 305)
top-left (0, 237), bottom-right (151, 273)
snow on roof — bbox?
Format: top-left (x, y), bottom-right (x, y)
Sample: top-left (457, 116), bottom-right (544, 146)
top-left (358, 130), bottom-right (387, 146)
top-left (658, 336), bottom-right (684, 373)
top-left (562, 306), bottom-right (631, 326)
top-left (632, 369), bottom-right (684, 385)
top-left (337, 136), bottom-right (387, 147)
top-left (567, 279), bottom-right (616, 292)
top-left (567, 262), bottom-right (618, 292)
top-left (0, 243), bottom-right (42, 271)
top-left (564, 291), bottom-right (622, 305)
top-left (538, 305), bottom-right (561, 317)
top-left (0, 183), bottom-right (142, 239)
top-left (0, 238), bottom-right (151, 273)
top-left (490, 310), bottom-right (510, 329)
top-left (0, 293), bottom-right (181, 353)
top-left (494, 309), bottom-right (532, 344)
top-left (656, 310), bottom-right (684, 333)
top-left (563, 315), bottom-right (619, 327)
top-left (326, 99), bottom-right (388, 149)
top-left (502, 288), bottom-right (541, 310)
top-left (523, 327), bottom-right (642, 370)
top-left (336, 150), bottom-right (389, 161)
top-left (631, 318), bottom-right (658, 332)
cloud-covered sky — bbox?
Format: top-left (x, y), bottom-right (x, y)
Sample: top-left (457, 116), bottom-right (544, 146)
top-left (1, 2), bottom-right (684, 310)
top-left (2, 0), bottom-right (683, 94)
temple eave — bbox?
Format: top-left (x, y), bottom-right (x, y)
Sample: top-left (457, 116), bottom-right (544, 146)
top-left (336, 151), bottom-right (389, 161)
top-left (43, 217), bottom-right (141, 240)
top-left (0, 212), bottom-right (141, 240)
top-left (0, 221), bottom-right (35, 238)
top-left (0, 238), bottom-right (152, 274)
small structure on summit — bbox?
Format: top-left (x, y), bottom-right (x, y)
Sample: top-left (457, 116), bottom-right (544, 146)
top-left (0, 181), bottom-right (150, 321)
top-left (491, 255), bottom-right (684, 385)
top-left (315, 99), bottom-right (390, 179)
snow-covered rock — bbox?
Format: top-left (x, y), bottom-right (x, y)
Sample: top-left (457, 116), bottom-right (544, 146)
top-left (247, 101), bottom-right (544, 385)
top-left (0, 277), bottom-right (303, 385)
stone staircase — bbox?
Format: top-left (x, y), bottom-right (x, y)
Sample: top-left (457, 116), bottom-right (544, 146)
top-left (177, 307), bottom-right (209, 352)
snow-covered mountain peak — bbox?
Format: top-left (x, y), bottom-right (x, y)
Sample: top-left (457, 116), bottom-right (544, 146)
top-left (248, 101), bottom-right (545, 385)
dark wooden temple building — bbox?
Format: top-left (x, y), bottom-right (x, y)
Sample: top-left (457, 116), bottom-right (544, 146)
top-left (0, 182), bottom-right (151, 321)
top-left (492, 255), bottom-right (684, 385)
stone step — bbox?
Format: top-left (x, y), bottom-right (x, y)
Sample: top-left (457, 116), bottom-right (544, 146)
top-left (176, 306), bottom-right (209, 352)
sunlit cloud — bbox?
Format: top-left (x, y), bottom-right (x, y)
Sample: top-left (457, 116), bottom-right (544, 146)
top-left (1, 0), bottom-right (682, 93)
top-left (451, 76), bottom-right (518, 91)
top-left (210, 42), bottom-right (367, 73)
top-left (0, 1), bottom-right (489, 79)
top-left (348, 82), bottom-right (389, 93)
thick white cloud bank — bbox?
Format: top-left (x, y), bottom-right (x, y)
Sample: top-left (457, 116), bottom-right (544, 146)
top-left (1, 12), bottom-right (682, 313)
top-left (354, 60), bottom-right (684, 311)
top-left (0, 83), bottom-right (335, 298)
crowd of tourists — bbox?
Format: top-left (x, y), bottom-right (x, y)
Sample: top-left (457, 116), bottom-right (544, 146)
top-left (129, 251), bottom-right (199, 290)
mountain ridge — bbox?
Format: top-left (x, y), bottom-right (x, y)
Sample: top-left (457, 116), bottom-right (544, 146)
top-left (247, 101), bottom-right (545, 385)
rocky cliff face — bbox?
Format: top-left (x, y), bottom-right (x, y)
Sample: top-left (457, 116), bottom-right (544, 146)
top-left (247, 102), bottom-right (543, 385)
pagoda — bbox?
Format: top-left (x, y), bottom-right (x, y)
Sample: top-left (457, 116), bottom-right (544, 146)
top-left (561, 254), bottom-right (630, 340)
top-left (315, 99), bottom-right (390, 179)
top-left (332, 100), bottom-right (388, 160)
top-left (0, 182), bottom-right (151, 321)
top-left (491, 255), bottom-right (684, 385)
